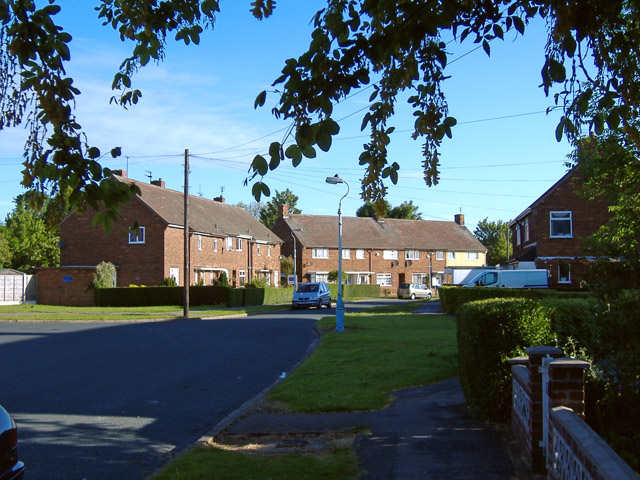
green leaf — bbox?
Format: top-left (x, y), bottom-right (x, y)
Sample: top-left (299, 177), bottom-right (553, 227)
top-left (110, 147), bottom-right (122, 158)
top-left (482, 39), bottom-right (490, 56)
top-left (285, 144), bottom-right (302, 166)
top-left (555, 117), bottom-right (565, 142)
top-left (316, 128), bottom-right (332, 152)
top-left (254, 90), bottom-right (267, 109)
top-left (513, 16), bottom-right (525, 34)
top-left (88, 147), bottom-right (101, 159)
top-left (252, 155), bottom-right (268, 175)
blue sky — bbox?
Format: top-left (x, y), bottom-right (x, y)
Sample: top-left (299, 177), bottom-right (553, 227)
top-left (0, 1), bottom-right (573, 233)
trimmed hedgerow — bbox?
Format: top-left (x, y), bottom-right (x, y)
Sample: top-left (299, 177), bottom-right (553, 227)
top-left (456, 297), bottom-right (553, 422)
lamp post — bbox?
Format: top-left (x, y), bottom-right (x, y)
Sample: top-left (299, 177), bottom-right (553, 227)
top-left (291, 228), bottom-right (303, 291)
top-left (325, 174), bottom-right (350, 332)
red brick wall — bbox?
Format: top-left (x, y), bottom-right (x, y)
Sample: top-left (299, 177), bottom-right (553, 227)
top-left (60, 199), bottom-right (166, 286)
top-left (36, 267), bottom-right (97, 306)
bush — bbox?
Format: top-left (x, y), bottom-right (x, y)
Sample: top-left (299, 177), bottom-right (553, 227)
top-left (92, 261), bottom-right (116, 289)
top-left (161, 276), bottom-right (177, 287)
top-left (327, 283), bottom-right (380, 300)
top-left (456, 298), bottom-right (553, 422)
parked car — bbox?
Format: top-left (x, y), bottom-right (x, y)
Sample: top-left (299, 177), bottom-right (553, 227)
top-left (0, 405), bottom-right (25, 480)
top-left (292, 282), bottom-right (332, 309)
top-left (397, 283), bottom-right (433, 300)
top-left (462, 269), bottom-right (548, 288)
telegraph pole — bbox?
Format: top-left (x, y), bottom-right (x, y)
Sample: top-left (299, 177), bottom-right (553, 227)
top-left (183, 149), bottom-right (190, 318)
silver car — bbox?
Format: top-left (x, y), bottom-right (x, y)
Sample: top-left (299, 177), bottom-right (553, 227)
top-left (292, 282), bottom-right (332, 309)
top-left (397, 283), bottom-right (433, 300)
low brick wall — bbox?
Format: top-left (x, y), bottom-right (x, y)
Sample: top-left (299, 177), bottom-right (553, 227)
top-left (547, 407), bottom-right (638, 480)
top-left (36, 267), bottom-right (96, 306)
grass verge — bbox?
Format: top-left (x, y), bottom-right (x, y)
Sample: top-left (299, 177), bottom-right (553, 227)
top-left (0, 304), bottom-right (286, 321)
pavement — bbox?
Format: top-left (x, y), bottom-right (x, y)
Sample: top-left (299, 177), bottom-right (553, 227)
top-left (203, 300), bottom-right (533, 479)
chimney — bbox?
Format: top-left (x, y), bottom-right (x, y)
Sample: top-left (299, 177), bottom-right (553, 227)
top-left (455, 214), bottom-right (465, 226)
top-left (279, 204), bottom-right (290, 218)
top-left (213, 195), bottom-right (225, 204)
top-left (112, 169), bottom-right (127, 178)
top-left (151, 178), bottom-right (165, 188)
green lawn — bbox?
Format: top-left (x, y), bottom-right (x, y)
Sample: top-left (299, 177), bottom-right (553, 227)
top-left (0, 303), bottom-right (286, 321)
top-left (151, 303), bottom-right (458, 480)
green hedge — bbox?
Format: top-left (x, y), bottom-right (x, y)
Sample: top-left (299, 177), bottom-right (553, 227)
top-left (264, 287), bottom-right (294, 305)
top-left (95, 286), bottom-right (183, 307)
top-left (326, 283), bottom-right (380, 300)
top-left (456, 297), bottom-right (553, 422)
top-left (439, 285), bottom-right (587, 314)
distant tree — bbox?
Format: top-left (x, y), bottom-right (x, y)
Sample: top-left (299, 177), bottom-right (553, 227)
top-left (0, 227), bottom-right (10, 268)
top-left (388, 201), bottom-right (422, 220)
top-left (328, 269), bottom-right (347, 283)
top-left (4, 195), bottom-right (60, 270)
top-left (473, 218), bottom-right (510, 266)
top-left (235, 201), bottom-right (262, 219)
top-left (280, 255), bottom-right (293, 276)
top-left (356, 200), bottom-right (421, 219)
top-left (259, 189), bottom-right (301, 229)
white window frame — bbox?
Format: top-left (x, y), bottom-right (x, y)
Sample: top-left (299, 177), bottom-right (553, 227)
top-left (213, 238), bottom-right (218, 252)
top-left (383, 250), bottom-right (398, 260)
top-left (436, 251), bottom-right (444, 261)
top-left (273, 270), bottom-right (279, 286)
top-left (268, 245), bottom-right (271, 257)
top-left (197, 235), bottom-right (202, 251)
top-left (342, 249), bottom-right (351, 259)
top-left (412, 273), bottom-right (427, 285)
top-left (523, 218), bottom-right (530, 242)
top-left (312, 272), bottom-right (329, 283)
top-left (405, 250), bottom-right (420, 260)
top-left (447, 251), bottom-right (455, 260)
top-left (558, 263), bottom-right (571, 283)
top-left (312, 248), bottom-right (329, 259)
top-left (376, 273), bottom-right (392, 286)
top-left (128, 226), bottom-right (145, 244)
top-left (236, 237), bottom-right (243, 251)
top-left (356, 249), bottom-right (365, 260)
top-left (238, 270), bottom-right (246, 285)
top-left (550, 211), bottom-right (573, 238)
top-left (516, 224), bottom-right (521, 245)
top-left (257, 244), bottom-right (261, 256)
top-left (226, 237), bottom-right (233, 251)
top-left (466, 252), bottom-right (479, 261)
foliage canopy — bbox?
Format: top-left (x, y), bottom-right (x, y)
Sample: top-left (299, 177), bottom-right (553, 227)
top-left (2, 0), bottom-right (640, 228)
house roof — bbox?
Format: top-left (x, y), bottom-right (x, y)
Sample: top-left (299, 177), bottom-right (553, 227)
top-left (283, 215), bottom-right (486, 251)
top-left (115, 175), bottom-right (282, 243)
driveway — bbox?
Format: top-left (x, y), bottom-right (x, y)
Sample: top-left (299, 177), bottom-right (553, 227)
top-left (0, 312), bottom-right (320, 480)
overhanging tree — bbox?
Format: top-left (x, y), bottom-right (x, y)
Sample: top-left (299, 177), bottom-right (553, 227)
top-left (2, 1), bottom-right (640, 229)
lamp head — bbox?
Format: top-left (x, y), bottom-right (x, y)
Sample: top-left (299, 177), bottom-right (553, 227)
top-left (325, 174), bottom-right (344, 184)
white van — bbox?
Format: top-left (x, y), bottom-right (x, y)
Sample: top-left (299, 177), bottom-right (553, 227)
top-left (463, 269), bottom-right (548, 288)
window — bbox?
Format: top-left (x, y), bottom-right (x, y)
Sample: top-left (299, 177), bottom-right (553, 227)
top-left (342, 249), bottom-right (351, 259)
top-left (312, 248), bottom-right (329, 259)
top-left (376, 273), bottom-right (392, 286)
top-left (197, 235), bottom-right (202, 251)
top-left (268, 245), bottom-right (271, 257)
top-left (273, 270), bottom-right (279, 286)
top-left (226, 237), bottom-right (233, 251)
top-left (466, 252), bottom-right (479, 260)
top-left (257, 244), bottom-right (261, 256)
top-left (236, 238), bottom-right (243, 251)
top-left (436, 251), bottom-right (444, 261)
top-left (213, 238), bottom-right (218, 252)
top-left (383, 250), bottom-right (398, 260)
top-left (523, 218), bottom-right (530, 242)
top-left (405, 250), bottom-right (420, 260)
top-left (412, 273), bottom-right (427, 285)
top-left (558, 263), bottom-right (571, 283)
top-left (238, 270), bottom-right (246, 285)
top-left (356, 249), bottom-right (365, 260)
top-left (128, 226), bottom-right (145, 244)
top-left (312, 272), bottom-right (329, 283)
top-left (169, 267), bottom-right (179, 285)
top-left (447, 251), bottom-right (455, 260)
top-left (550, 211), bottom-right (573, 238)
top-left (515, 224), bottom-right (521, 245)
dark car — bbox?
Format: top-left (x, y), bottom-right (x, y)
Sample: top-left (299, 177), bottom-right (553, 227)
top-left (292, 282), bottom-right (332, 309)
top-left (0, 405), bottom-right (24, 480)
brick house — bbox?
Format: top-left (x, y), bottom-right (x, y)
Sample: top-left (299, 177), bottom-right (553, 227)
top-left (59, 171), bottom-right (283, 288)
top-left (508, 169), bottom-right (613, 289)
top-left (271, 206), bottom-right (487, 293)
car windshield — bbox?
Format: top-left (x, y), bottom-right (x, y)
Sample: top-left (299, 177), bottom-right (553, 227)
top-left (297, 284), bottom-right (319, 293)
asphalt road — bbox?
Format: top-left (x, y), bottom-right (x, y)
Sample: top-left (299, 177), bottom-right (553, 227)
top-left (0, 310), bottom-right (325, 480)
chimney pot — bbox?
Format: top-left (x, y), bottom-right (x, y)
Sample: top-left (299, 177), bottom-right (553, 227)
top-left (112, 169), bottom-right (127, 178)
top-left (455, 214), bottom-right (465, 226)
top-left (214, 196), bottom-right (225, 204)
top-left (279, 204), bottom-right (290, 218)
top-left (151, 178), bottom-right (165, 188)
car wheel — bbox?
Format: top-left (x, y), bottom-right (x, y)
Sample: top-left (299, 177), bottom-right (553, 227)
top-left (427, 293), bottom-right (432, 300)
top-left (326, 300), bottom-right (332, 308)
top-left (410, 293), bottom-right (416, 300)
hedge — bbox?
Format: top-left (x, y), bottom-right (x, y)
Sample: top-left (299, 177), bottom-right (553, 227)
top-left (439, 285), bottom-right (587, 314)
top-left (327, 283), bottom-right (380, 300)
top-left (456, 297), bottom-right (553, 422)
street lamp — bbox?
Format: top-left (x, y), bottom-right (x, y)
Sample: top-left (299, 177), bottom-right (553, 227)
top-left (325, 174), bottom-right (350, 332)
top-left (291, 228), bottom-right (303, 291)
